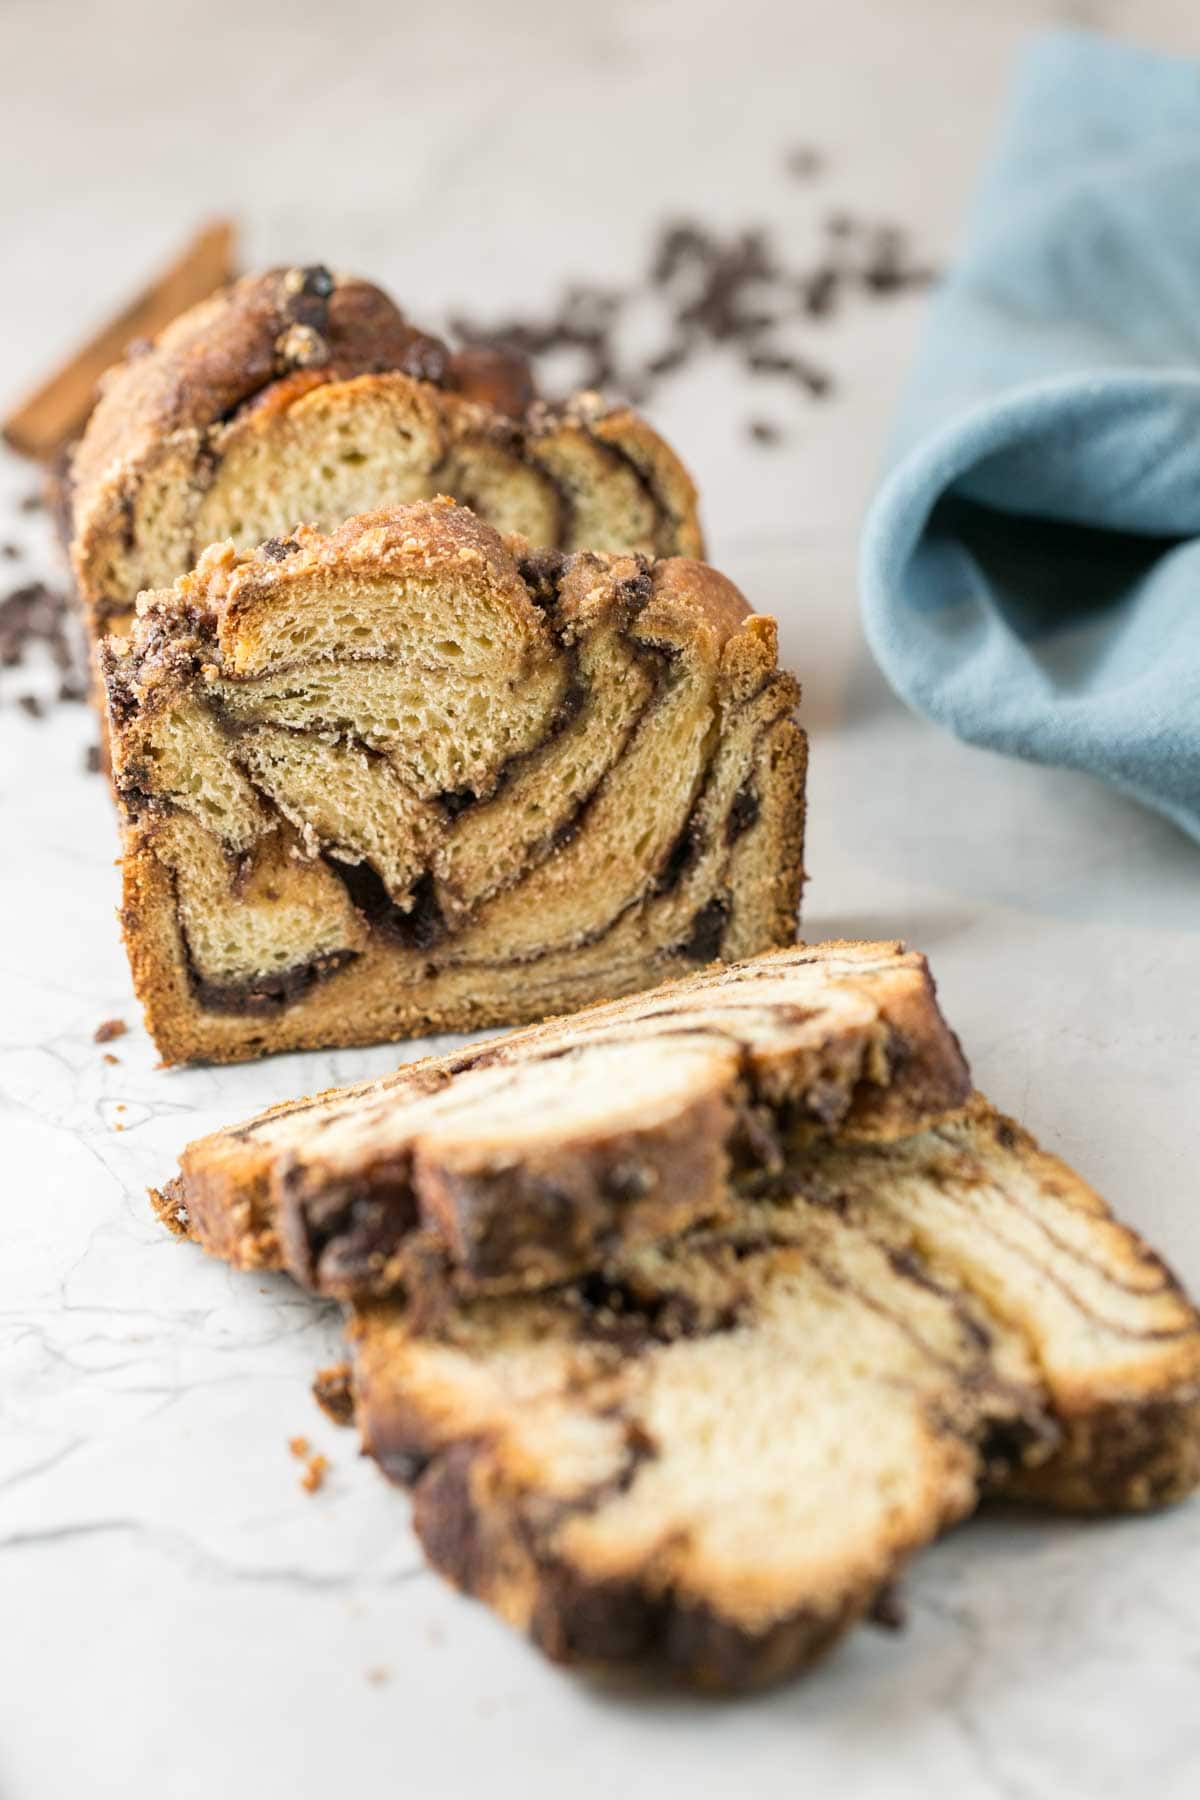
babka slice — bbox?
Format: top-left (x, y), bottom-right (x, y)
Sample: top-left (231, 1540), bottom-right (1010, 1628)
top-left (153, 941), bottom-right (968, 1291)
top-left (351, 1097), bottom-right (1200, 1690)
top-left (69, 265), bottom-right (702, 646)
top-left (106, 499), bottom-right (806, 1064)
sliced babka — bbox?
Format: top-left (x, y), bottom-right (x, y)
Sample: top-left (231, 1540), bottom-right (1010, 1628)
top-left (350, 1096), bottom-right (1200, 1690)
top-left (106, 499), bottom-right (806, 1063)
top-left (152, 941), bottom-right (967, 1286)
top-left (69, 265), bottom-right (702, 646)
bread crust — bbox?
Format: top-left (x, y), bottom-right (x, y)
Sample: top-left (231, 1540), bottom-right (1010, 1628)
top-left (153, 941), bottom-right (970, 1296)
top-left (69, 267), bottom-right (703, 638)
top-left (106, 500), bottom-right (804, 1066)
top-left (349, 1094), bottom-right (1200, 1689)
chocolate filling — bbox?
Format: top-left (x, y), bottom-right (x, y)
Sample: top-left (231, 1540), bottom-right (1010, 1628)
top-left (679, 897), bottom-right (729, 963)
top-left (190, 946), bottom-right (358, 1016)
top-left (726, 779), bottom-right (760, 842)
top-left (330, 861), bottom-right (445, 951)
top-left (570, 1270), bottom-right (743, 1349)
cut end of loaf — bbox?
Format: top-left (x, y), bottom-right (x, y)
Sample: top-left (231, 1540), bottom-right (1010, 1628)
top-left (68, 265), bottom-right (703, 642)
top-left (106, 501), bottom-right (805, 1064)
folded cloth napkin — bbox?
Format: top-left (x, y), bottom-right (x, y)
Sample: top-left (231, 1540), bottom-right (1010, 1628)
top-left (860, 29), bottom-right (1200, 842)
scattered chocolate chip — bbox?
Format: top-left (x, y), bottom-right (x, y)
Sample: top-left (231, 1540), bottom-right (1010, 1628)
top-left (747, 418), bottom-right (782, 447)
top-left (93, 1018), bottom-right (128, 1044)
top-left (786, 145), bottom-right (824, 180)
top-left (448, 154), bottom-right (933, 448)
top-left (0, 578), bottom-right (89, 715)
top-left (800, 266), bottom-right (840, 318)
top-left (1, 543), bottom-right (20, 559)
top-left (18, 492), bottom-right (42, 513)
top-left (84, 742), bottom-right (102, 773)
top-left (747, 348), bottom-right (832, 397)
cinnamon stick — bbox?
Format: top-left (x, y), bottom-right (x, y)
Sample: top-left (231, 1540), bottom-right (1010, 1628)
top-left (2, 218), bottom-right (237, 460)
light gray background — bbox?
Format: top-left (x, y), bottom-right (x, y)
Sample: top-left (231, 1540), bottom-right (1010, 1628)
top-left (1, 2), bottom-right (1198, 1796)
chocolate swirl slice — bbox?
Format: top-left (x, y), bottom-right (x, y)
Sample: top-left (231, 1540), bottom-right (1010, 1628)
top-left (106, 499), bottom-right (806, 1063)
top-left (149, 940), bottom-right (967, 1281)
top-left (350, 1095), bottom-right (1200, 1690)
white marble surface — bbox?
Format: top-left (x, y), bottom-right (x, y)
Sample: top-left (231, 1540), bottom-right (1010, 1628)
top-left (2, 1), bottom-right (1199, 1794)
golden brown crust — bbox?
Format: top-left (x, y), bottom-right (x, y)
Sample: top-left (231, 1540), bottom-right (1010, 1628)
top-left (349, 1094), bottom-right (1200, 1688)
top-left (71, 270), bottom-right (441, 546)
top-left (154, 942), bottom-right (970, 1294)
top-left (69, 268), bottom-right (703, 638)
top-left (105, 500), bottom-right (802, 1066)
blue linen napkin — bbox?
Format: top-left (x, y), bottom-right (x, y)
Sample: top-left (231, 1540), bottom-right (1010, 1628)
top-left (860, 29), bottom-right (1200, 842)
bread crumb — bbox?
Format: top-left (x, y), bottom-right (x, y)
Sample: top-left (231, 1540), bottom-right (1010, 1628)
top-left (94, 1018), bottom-right (127, 1043)
top-left (300, 1452), bottom-right (329, 1494)
top-left (366, 1666), bottom-right (391, 1686)
top-left (312, 1361), bottom-right (356, 1427)
top-left (102, 1051), bottom-right (120, 1065)
top-left (288, 1435), bottom-right (310, 1459)
top-left (149, 1186), bottom-right (190, 1238)
top-left (115, 1102), bottom-right (126, 1113)
top-left (113, 1122), bottom-right (125, 1132)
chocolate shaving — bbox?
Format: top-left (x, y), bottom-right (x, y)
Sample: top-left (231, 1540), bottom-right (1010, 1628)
top-left (449, 157), bottom-right (937, 446)
top-left (0, 577), bottom-right (90, 716)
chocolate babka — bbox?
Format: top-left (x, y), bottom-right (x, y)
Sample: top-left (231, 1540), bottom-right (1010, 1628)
top-left (107, 499), bottom-right (806, 1063)
top-left (69, 265), bottom-right (702, 645)
top-left (152, 941), bottom-right (968, 1288)
top-left (351, 1096), bottom-right (1200, 1690)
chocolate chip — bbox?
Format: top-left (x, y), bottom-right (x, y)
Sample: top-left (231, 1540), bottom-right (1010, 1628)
top-left (300, 264), bottom-right (334, 299)
top-left (444, 151), bottom-right (930, 448)
top-left (260, 536), bottom-right (300, 562)
top-left (746, 419), bottom-right (781, 447)
top-left (0, 579), bottom-right (89, 716)
top-left (785, 145), bottom-right (824, 180)
top-left (399, 334), bottom-right (450, 387)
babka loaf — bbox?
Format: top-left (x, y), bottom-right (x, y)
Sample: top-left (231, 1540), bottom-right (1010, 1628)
top-left (351, 1096), bottom-right (1200, 1690)
top-left (69, 265), bottom-right (702, 645)
top-left (153, 941), bottom-right (968, 1290)
top-left (106, 499), bottom-right (806, 1064)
